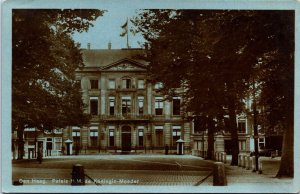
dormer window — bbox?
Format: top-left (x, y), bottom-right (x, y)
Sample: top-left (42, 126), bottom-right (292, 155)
top-left (122, 78), bottom-right (132, 89)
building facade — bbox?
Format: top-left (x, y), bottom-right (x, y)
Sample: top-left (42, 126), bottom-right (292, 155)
top-left (13, 46), bottom-right (266, 158)
top-left (191, 114), bottom-right (251, 157)
top-left (62, 47), bottom-right (192, 155)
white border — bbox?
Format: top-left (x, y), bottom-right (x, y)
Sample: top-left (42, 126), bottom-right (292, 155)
top-left (1, 0), bottom-right (300, 193)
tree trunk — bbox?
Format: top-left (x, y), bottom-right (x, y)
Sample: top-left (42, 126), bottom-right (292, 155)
top-left (228, 98), bottom-right (239, 166)
top-left (276, 116), bottom-right (294, 177)
top-left (206, 116), bottom-right (215, 160)
top-left (17, 125), bottom-right (24, 160)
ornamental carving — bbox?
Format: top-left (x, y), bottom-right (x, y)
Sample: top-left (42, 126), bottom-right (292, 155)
top-left (109, 63), bottom-right (143, 71)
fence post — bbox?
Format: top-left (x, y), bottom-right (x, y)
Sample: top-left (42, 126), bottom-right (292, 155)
top-left (213, 162), bottom-right (227, 186)
top-left (71, 164), bottom-right (85, 185)
top-left (238, 154), bottom-right (242, 167)
top-left (251, 156), bottom-right (256, 172)
top-left (258, 159), bottom-right (263, 174)
top-left (242, 155), bottom-right (246, 168)
top-left (246, 156), bottom-right (251, 170)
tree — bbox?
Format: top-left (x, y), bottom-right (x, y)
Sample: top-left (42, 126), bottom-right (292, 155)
top-left (133, 10), bottom-right (294, 169)
top-left (133, 10), bottom-right (250, 163)
top-left (255, 12), bottom-right (294, 177)
top-left (12, 9), bottom-right (104, 159)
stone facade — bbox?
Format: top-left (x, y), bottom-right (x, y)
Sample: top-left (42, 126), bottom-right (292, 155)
top-left (62, 48), bottom-right (192, 155)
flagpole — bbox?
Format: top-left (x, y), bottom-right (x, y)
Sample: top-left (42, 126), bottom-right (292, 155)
top-left (126, 17), bottom-right (129, 48)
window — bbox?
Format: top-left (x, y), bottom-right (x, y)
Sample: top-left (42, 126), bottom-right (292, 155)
top-left (238, 121), bottom-right (246, 133)
top-left (155, 97), bottom-right (163, 115)
top-left (54, 128), bottom-right (62, 134)
top-left (72, 126), bottom-right (80, 147)
top-left (122, 96), bottom-right (131, 115)
top-left (109, 126), bottom-right (115, 147)
top-left (54, 137), bottom-right (62, 150)
top-left (155, 126), bottom-right (164, 147)
top-left (172, 126), bottom-right (181, 146)
top-left (90, 80), bottom-right (98, 89)
top-left (109, 97), bottom-right (115, 116)
top-left (239, 140), bottom-right (246, 151)
top-left (154, 82), bottom-right (163, 89)
top-left (138, 96), bottom-right (144, 115)
top-left (108, 79), bottom-right (115, 89)
top-left (172, 97), bottom-right (181, 115)
top-left (138, 126), bottom-right (144, 146)
top-left (259, 138), bottom-right (265, 149)
top-left (90, 126), bottom-right (98, 147)
top-left (122, 78), bottom-right (131, 89)
top-left (90, 97), bottom-right (98, 115)
top-left (138, 79), bottom-right (145, 89)
top-left (72, 127), bottom-right (80, 137)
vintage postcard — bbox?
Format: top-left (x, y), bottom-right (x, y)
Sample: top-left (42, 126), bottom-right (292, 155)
top-left (1, 0), bottom-right (299, 193)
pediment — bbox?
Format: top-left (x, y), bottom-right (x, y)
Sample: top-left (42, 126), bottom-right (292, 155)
top-left (101, 59), bottom-right (147, 71)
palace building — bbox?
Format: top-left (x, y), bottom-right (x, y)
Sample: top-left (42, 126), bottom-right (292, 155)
top-left (61, 45), bottom-right (192, 155)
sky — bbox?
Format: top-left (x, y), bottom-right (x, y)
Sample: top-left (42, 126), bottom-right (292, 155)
top-left (72, 8), bottom-right (145, 49)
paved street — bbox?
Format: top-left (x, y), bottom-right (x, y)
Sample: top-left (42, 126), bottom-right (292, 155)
top-left (13, 155), bottom-right (215, 186)
top-left (12, 154), bottom-right (296, 192)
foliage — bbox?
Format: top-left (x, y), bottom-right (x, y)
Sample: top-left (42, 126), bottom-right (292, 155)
top-left (133, 10), bottom-right (294, 170)
top-left (12, 9), bottom-right (104, 132)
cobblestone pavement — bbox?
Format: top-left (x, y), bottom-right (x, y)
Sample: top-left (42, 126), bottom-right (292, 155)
top-left (12, 155), bottom-right (214, 186)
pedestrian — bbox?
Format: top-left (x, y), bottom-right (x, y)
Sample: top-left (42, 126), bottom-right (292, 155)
top-left (165, 144), bottom-right (169, 155)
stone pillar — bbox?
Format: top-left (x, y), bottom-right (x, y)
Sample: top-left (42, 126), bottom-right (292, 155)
top-left (214, 134), bottom-right (224, 153)
top-left (81, 127), bottom-right (88, 150)
top-left (100, 76), bottom-right (106, 115)
top-left (164, 123), bottom-right (171, 147)
top-left (165, 100), bottom-right (171, 119)
top-left (132, 125), bottom-right (137, 147)
top-left (100, 91), bottom-right (106, 115)
top-left (81, 77), bottom-right (89, 114)
top-left (152, 125), bottom-right (156, 149)
top-left (116, 125), bottom-right (121, 149)
top-left (147, 83), bottom-right (152, 115)
top-left (146, 124), bottom-right (152, 148)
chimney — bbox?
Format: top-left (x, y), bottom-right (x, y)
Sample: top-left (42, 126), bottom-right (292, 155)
top-left (87, 43), bottom-right (91, 50)
top-left (108, 41), bottom-right (112, 50)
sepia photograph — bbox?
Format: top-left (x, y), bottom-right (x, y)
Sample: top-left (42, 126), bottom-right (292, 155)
top-left (1, 0), bottom-right (299, 193)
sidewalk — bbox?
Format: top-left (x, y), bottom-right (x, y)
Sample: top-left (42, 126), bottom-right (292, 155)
top-left (223, 155), bottom-right (295, 192)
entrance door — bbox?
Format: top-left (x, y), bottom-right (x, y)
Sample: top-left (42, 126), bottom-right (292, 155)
top-left (121, 126), bottom-right (131, 151)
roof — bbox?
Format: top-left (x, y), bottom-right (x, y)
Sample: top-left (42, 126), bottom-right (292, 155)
top-left (81, 48), bottom-right (147, 67)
